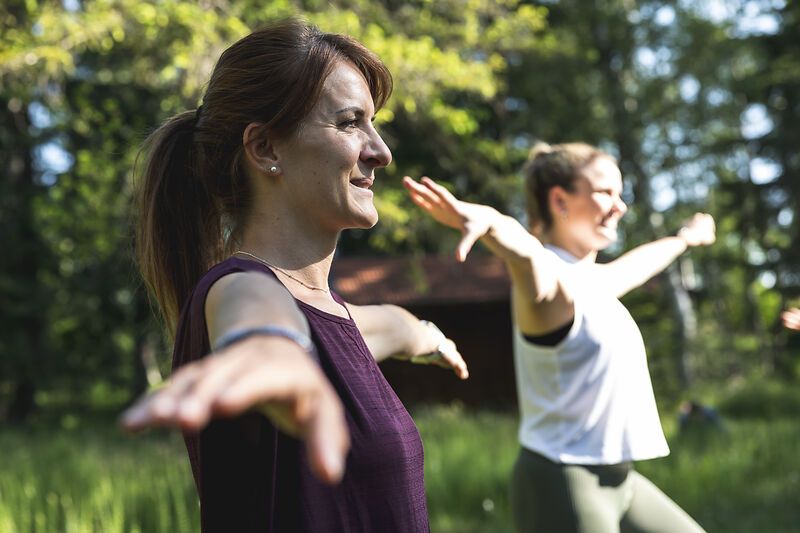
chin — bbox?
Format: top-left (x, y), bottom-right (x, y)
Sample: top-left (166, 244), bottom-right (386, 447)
top-left (350, 210), bottom-right (379, 230)
top-left (595, 231), bottom-right (618, 249)
top-left (358, 217), bottom-right (379, 229)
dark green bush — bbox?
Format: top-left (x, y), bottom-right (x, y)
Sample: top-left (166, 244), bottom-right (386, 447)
top-left (717, 380), bottom-right (800, 419)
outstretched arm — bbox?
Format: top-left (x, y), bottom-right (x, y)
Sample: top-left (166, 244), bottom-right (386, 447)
top-left (121, 271), bottom-right (349, 485)
top-left (598, 213), bottom-right (715, 298)
top-left (347, 303), bottom-right (468, 379)
top-left (403, 176), bottom-right (574, 336)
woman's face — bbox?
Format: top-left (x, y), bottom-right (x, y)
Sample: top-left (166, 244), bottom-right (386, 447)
top-left (272, 60), bottom-right (392, 233)
top-left (556, 155), bottom-right (627, 254)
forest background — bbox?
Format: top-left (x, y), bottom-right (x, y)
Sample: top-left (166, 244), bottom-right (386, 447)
top-left (1, 0), bottom-right (800, 531)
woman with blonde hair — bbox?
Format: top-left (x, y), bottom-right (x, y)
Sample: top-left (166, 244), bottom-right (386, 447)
top-left (404, 141), bottom-right (712, 533)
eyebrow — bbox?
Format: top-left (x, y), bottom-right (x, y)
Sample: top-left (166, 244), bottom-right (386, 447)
top-left (334, 106), bottom-right (375, 120)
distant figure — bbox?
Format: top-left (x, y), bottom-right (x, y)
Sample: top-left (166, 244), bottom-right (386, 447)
top-left (405, 141), bottom-right (711, 533)
top-left (781, 307), bottom-right (800, 331)
top-left (678, 400), bottom-right (725, 434)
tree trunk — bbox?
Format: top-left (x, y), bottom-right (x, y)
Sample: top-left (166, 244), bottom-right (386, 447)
top-left (0, 99), bottom-right (50, 423)
top-left (7, 380), bottom-right (36, 424)
top-left (591, 12), bottom-right (696, 388)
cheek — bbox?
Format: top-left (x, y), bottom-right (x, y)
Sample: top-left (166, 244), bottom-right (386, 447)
top-left (329, 137), bottom-right (361, 164)
top-left (592, 196), bottom-right (613, 213)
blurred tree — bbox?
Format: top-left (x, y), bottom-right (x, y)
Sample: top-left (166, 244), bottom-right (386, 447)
top-left (1, 0), bottom-right (61, 421)
top-left (1, 0), bottom-right (798, 420)
top-left (732, 0), bottom-right (800, 377)
top-left (498, 0), bottom-right (799, 392)
top-left (0, 0), bottom-right (551, 419)
top-left (0, 0), bottom-right (248, 419)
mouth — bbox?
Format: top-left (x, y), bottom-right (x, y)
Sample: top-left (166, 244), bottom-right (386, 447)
top-left (599, 213), bottom-right (619, 231)
top-left (350, 176), bottom-right (374, 193)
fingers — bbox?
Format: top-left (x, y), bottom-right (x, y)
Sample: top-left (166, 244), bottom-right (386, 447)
top-left (210, 340), bottom-right (318, 416)
top-left (455, 222), bottom-right (483, 262)
top-left (220, 350), bottom-right (350, 484)
top-left (405, 175), bottom-right (488, 262)
top-left (403, 176), bottom-right (453, 213)
top-left (401, 175), bottom-right (426, 196)
top-left (403, 175), bottom-right (461, 208)
top-left (175, 351), bottom-right (258, 429)
top-left (303, 385), bottom-right (350, 484)
top-left (782, 308), bottom-right (800, 331)
top-left (419, 175), bottom-right (454, 199)
top-left (694, 213), bottom-right (716, 242)
top-left (434, 338), bottom-right (469, 380)
top-left (119, 336), bottom-right (351, 484)
top-left (120, 361), bottom-right (214, 432)
top-left (402, 176), bottom-right (436, 211)
top-left (680, 213), bottom-right (716, 246)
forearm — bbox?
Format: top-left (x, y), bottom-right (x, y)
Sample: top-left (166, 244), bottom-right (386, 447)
top-left (477, 210), bottom-right (563, 303)
top-left (604, 236), bottom-right (687, 296)
top-left (350, 304), bottom-right (433, 362)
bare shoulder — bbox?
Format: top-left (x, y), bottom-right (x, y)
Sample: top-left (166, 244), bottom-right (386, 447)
top-left (205, 270), bottom-right (306, 338)
top-left (207, 270), bottom-right (286, 307)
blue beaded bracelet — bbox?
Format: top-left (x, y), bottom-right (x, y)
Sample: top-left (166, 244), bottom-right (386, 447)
top-left (212, 325), bottom-right (315, 354)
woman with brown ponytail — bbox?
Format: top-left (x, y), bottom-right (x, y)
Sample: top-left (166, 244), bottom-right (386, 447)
top-left (404, 142), bottom-right (712, 533)
top-left (122, 19), bottom-right (467, 533)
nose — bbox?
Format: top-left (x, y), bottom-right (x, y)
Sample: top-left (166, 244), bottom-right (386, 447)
top-left (615, 196), bottom-right (627, 215)
top-left (361, 124), bottom-right (392, 168)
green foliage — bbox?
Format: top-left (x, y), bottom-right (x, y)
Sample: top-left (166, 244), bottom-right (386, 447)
top-left (0, 0), bottom-right (551, 416)
top-left (2, 0), bottom-right (800, 418)
top-left (716, 378), bottom-right (800, 419)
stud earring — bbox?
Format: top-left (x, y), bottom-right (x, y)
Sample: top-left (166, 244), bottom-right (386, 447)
top-left (268, 166), bottom-right (278, 174)
top-left (560, 210), bottom-right (568, 219)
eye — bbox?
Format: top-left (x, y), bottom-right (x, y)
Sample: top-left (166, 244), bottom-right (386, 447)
top-left (338, 117), bottom-right (359, 129)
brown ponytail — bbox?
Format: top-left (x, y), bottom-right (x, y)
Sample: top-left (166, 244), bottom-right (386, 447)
top-left (135, 18), bottom-right (392, 334)
top-left (524, 141), bottom-right (613, 236)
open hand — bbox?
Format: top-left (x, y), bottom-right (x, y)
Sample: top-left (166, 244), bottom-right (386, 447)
top-left (403, 176), bottom-right (495, 261)
top-left (782, 307), bottom-right (800, 331)
top-left (678, 213), bottom-right (716, 247)
top-left (415, 320), bottom-right (469, 379)
top-left (432, 337), bottom-right (469, 379)
top-left (120, 336), bottom-right (350, 484)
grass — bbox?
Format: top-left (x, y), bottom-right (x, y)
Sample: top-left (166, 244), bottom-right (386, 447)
top-left (1, 404), bottom-right (799, 532)
top-left (416, 404), bottom-right (800, 533)
top-left (0, 416), bottom-right (199, 533)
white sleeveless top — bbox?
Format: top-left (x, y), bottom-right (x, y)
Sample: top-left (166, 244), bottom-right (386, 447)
top-left (513, 246), bottom-right (669, 464)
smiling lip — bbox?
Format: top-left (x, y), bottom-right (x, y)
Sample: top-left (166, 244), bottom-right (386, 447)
top-left (599, 214), bottom-right (619, 230)
top-left (601, 220), bottom-right (617, 229)
top-left (350, 177), bottom-right (374, 189)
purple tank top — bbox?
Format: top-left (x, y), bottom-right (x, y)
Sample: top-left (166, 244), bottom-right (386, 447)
top-left (172, 257), bottom-right (429, 532)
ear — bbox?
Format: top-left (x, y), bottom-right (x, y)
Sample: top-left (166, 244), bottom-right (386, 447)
top-left (548, 186), bottom-right (569, 219)
top-left (243, 122), bottom-right (280, 176)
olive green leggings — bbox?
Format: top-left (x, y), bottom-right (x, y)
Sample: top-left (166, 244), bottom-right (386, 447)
top-left (510, 448), bottom-right (707, 533)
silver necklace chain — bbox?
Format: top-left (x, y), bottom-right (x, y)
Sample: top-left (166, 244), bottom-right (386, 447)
top-left (234, 250), bottom-right (330, 293)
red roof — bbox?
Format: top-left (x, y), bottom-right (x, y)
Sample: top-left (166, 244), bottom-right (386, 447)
top-left (331, 255), bottom-right (510, 306)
